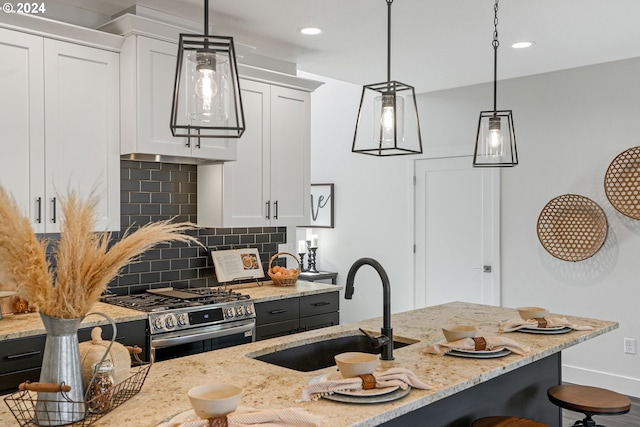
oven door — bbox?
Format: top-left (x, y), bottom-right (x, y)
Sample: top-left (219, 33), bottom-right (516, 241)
top-left (150, 318), bottom-right (255, 362)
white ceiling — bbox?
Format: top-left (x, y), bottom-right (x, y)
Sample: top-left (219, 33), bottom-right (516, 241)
top-left (60, 0), bottom-right (640, 93)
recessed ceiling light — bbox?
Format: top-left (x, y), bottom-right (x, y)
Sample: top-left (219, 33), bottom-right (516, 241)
top-left (299, 27), bottom-right (324, 36)
top-left (512, 41), bottom-right (534, 49)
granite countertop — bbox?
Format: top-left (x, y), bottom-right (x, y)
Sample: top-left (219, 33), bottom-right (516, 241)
top-left (240, 280), bottom-right (341, 302)
top-left (0, 281), bottom-right (339, 342)
top-left (0, 301), bottom-right (612, 427)
top-left (0, 302), bottom-right (148, 341)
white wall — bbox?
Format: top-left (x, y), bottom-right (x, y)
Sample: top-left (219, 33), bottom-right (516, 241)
top-left (296, 72), bottom-right (416, 325)
top-left (301, 57), bottom-right (640, 397)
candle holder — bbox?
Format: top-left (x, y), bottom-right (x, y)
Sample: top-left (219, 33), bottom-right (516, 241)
top-left (298, 253), bottom-right (307, 272)
top-left (307, 241), bottom-right (318, 273)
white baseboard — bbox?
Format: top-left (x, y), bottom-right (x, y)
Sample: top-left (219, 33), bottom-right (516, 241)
top-left (563, 364), bottom-right (640, 398)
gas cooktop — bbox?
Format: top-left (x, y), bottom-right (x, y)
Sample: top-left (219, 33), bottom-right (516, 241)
top-left (101, 287), bottom-right (250, 312)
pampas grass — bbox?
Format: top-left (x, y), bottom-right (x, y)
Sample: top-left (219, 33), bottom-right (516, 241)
top-left (0, 185), bottom-right (201, 318)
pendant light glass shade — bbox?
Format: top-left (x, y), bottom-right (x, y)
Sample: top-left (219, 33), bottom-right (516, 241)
top-left (170, 2), bottom-right (245, 139)
top-left (352, 0), bottom-right (422, 156)
top-left (474, 110), bottom-right (517, 166)
top-left (473, 0), bottom-right (517, 167)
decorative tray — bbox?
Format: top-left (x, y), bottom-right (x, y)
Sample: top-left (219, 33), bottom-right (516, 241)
top-left (536, 194), bottom-right (607, 261)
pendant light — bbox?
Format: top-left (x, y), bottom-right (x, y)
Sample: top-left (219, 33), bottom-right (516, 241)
top-left (170, 0), bottom-right (245, 139)
top-left (352, 0), bottom-right (422, 156)
top-left (473, 0), bottom-right (518, 167)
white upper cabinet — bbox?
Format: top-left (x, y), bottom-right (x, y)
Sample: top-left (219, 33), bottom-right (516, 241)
top-left (197, 80), bottom-right (312, 228)
top-left (0, 25), bottom-right (120, 233)
top-left (105, 16), bottom-right (236, 163)
top-left (0, 29), bottom-right (45, 232)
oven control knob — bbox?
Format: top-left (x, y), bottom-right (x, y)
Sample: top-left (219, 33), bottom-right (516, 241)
top-left (164, 314), bottom-right (176, 329)
top-left (152, 317), bottom-right (163, 331)
top-left (176, 313), bottom-right (188, 326)
top-left (225, 307), bottom-right (235, 318)
top-left (245, 305), bottom-right (254, 315)
top-left (235, 305), bottom-right (245, 317)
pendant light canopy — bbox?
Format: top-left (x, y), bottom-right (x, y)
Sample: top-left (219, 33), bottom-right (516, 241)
top-left (352, 0), bottom-right (422, 156)
top-left (170, 0), bottom-right (245, 139)
top-left (473, 0), bottom-right (518, 167)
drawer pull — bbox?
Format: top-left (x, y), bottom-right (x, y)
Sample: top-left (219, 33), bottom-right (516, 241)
top-left (311, 302), bottom-right (331, 307)
top-left (7, 350), bottom-right (42, 360)
top-left (269, 309), bottom-right (287, 314)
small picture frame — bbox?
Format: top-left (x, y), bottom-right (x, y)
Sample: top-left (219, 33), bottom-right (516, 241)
top-left (308, 183), bottom-right (334, 228)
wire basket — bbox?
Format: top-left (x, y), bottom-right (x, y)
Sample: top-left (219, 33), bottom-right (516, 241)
top-left (267, 252), bottom-right (300, 286)
top-left (4, 351), bottom-right (150, 427)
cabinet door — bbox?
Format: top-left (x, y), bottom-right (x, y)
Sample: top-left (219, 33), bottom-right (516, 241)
top-left (43, 39), bottom-right (120, 231)
top-left (128, 36), bottom-right (189, 158)
top-left (270, 86), bottom-right (310, 225)
top-left (0, 29), bottom-right (45, 233)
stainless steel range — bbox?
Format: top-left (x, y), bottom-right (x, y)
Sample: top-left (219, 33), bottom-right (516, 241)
top-left (101, 287), bottom-right (255, 362)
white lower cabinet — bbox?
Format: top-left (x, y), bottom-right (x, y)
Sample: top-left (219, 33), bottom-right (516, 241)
top-left (198, 79), bottom-right (311, 227)
top-left (0, 27), bottom-right (120, 233)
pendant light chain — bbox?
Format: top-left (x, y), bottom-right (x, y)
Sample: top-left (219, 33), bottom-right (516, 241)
top-left (492, 0), bottom-right (499, 114)
top-left (386, 0), bottom-right (393, 85)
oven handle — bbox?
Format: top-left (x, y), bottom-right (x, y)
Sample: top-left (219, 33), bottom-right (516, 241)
top-left (150, 321), bottom-right (255, 349)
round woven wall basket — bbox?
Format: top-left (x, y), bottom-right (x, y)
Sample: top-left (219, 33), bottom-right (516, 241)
top-left (604, 146), bottom-right (640, 220)
top-left (536, 194), bottom-right (608, 262)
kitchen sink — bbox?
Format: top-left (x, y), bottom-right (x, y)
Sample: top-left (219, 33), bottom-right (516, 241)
top-left (250, 333), bottom-right (418, 372)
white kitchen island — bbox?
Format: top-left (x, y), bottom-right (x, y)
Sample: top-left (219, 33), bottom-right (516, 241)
top-left (0, 302), bottom-right (617, 427)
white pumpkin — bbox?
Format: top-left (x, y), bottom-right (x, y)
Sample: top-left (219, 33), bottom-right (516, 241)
top-left (79, 326), bottom-right (131, 386)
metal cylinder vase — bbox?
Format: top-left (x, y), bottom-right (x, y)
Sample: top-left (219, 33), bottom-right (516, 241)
top-left (35, 313), bottom-right (86, 426)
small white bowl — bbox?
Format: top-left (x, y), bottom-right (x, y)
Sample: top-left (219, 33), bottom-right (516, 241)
top-left (442, 325), bottom-right (477, 342)
top-left (334, 352), bottom-right (379, 378)
top-left (188, 384), bottom-right (242, 419)
top-left (517, 306), bottom-right (549, 320)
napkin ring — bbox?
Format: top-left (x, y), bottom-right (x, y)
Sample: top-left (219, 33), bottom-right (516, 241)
top-left (208, 416), bottom-right (228, 427)
top-left (358, 374), bottom-right (376, 390)
top-left (536, 318), bottom-right (548, 328)
top-left (472, 337), bottom-right (487, 351)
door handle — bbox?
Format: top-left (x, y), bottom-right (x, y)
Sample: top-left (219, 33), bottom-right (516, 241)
top-left (51, 197), bottom-right (57, 223)
top-left (36, 197), bottom-right (42, 224)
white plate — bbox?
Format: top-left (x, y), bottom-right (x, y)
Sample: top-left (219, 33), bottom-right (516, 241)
top-left (451, 348), bottom-right (507, 355)
top-left (308, 374), bottom-right (410, 404)
top-left (518, 326), bottom-right (572, 335)
top-left (323, 372), bottom-right (399, 397)
top-left (522, 325), bottom-right (566, 331)
top-left (446, 349), bottom-right (511, 359)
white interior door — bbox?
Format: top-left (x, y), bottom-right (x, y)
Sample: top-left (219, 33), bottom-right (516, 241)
top-left (414, 156), bottom-right (500, 308)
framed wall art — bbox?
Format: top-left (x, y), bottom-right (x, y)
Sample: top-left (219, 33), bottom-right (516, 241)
top-left (308, 183), bottom-right (334, 228)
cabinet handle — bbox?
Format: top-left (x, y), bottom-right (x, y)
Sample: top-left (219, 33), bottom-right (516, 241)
top-left (6, 350), bottom-right (42, 359)
top-left (274, 200), bottom-right (278, 219)
top-left (196, 137), bottom-right (201, 148)
top-left (265, 201), bottom-right (271, 219)
top-left (269, 309), bottom-right (286, 314)
top-left (185, 136), bottom-right (191, 148)
top-left (36, 197), bottom-right (42, 224)
top-left (51, 197), bottom-right (57, 223)
top-left (311, 302), bottom-right (331, 307)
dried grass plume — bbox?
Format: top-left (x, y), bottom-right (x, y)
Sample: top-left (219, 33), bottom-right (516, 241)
top-left (0, 185), bottom-right (202, 318)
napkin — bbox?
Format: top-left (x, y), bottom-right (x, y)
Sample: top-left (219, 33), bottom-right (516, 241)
top-left (158, 407), bottom-right (322, 427)
top-left (425, 336), bottom-right (530, 356)
top-left (297, 367), bottom-right (430, 402)
top-left (498, 317), bottom-right (594, 333)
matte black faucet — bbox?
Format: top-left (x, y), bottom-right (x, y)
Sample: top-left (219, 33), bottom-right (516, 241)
top-left (345, 257), bottom-right (393, 360)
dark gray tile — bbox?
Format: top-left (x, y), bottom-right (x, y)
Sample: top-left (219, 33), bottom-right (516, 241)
top-left (141, 204), bottom-right (161, 215)
top-left (141, 181), bottom-right (161, 192)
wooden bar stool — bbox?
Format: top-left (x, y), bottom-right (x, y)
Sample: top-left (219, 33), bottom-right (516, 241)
top-left (547, 384), bottom-right (631, 426)
top-left (472, 416), bottom-right (549, 427)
